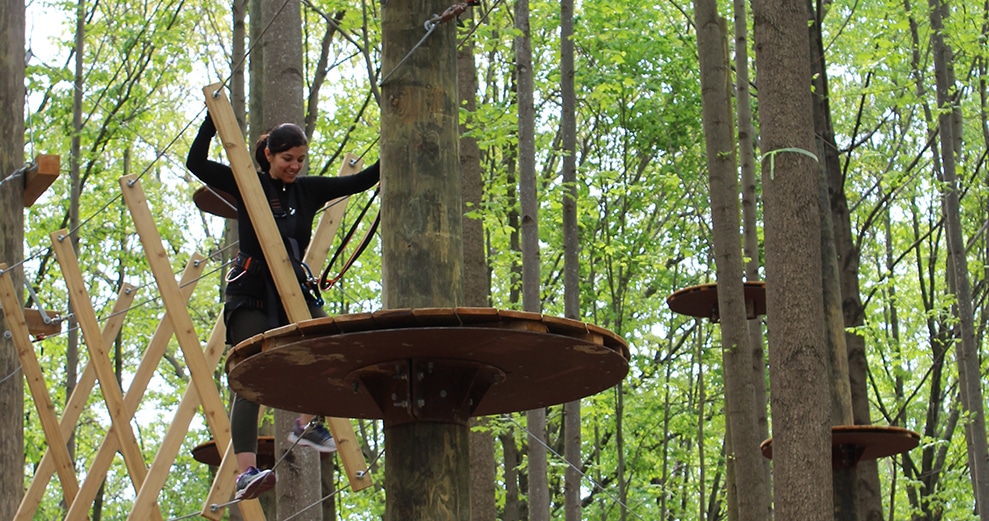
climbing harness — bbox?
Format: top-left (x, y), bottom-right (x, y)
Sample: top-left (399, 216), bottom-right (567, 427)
top-left (319, 185), bottom-right (380, 290)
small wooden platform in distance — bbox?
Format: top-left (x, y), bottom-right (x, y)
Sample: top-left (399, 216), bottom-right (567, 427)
top-left (22, 308), bottom-right (62, 337)
top-left (226, 307), bottom-right (630, 427)
top-left (193, 186), bottom-right (238, 219)
top-left (192, 437), bottom-right (278, 469)
top-left (759, 425), bottom-right (920, 468)
top-left (666, 281), bottom-right (767, 321)
top-left (23, 155), bottom-right (60, 207)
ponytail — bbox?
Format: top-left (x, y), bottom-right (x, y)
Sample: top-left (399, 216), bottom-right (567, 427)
top-left (255, 123), bottom-right (308, 172)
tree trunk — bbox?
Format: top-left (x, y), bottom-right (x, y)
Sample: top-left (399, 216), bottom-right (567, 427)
top-left (514, 0), bottom-right (548, 518)
top-left (380, 0), bottom-right (465, 517)
top-left (752, 0), bottom-right (833, 518)
top-left (0, 1), bottom-right (26, 519)
top-left (694, 6), bottom-right (772, 520)
top-left (561, 0), bottom-right (581, 518)
top-left (459, 9), bottom-right (496, 521)
top-left (65, 0), bottom-right (86, 484)
top-left (733, 0), bottom-right (772, 515)
top-left (928, 0), bottom-right (989, 515)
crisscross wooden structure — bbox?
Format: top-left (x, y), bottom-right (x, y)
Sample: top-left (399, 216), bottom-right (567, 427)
top-left (5, 84), bottom-right (372, 520)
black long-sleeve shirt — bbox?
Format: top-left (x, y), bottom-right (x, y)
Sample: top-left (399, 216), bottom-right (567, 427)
top-left (186, 118), bottom-right (379, 264)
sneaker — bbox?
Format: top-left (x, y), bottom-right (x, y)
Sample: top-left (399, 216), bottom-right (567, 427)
top-left (234, 466), bottom-right (275, 501)
top-left (287, 418), bottom-right (338, 453)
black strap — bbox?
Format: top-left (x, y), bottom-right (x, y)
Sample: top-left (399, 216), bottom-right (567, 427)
top-left (319, 185), bottom-right (380, 290)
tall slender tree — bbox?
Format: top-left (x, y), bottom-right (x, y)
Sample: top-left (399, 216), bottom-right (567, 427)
top-left (560, 0), bottom-right (582, 518)
top-left (514, 0), bottom-right (548, 518)
top-left (460, 8), bottom-right (497, 521)
top-left (694, 4), bottom-right (772, 520)
top-left (259, 1), bottom-right (322, 518)
top-left (928, 0), bottom-right (989, 516)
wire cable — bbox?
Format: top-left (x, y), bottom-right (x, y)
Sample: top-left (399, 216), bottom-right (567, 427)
top-left (505, 415), bottom-right (648, 521)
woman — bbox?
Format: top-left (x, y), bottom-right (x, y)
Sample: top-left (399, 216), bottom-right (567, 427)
top-left (187, 113), bottom-right (379, 500)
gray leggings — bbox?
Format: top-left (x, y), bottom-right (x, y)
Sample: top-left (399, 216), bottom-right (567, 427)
top-left (228, 305), bottom-right (326, 454)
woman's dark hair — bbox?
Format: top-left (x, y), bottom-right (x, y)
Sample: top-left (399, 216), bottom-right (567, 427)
top-left (255, 123), bottom-right (308, 171)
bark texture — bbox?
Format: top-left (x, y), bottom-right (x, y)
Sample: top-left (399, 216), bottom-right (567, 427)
top-left (752, 0), bottom-right (833, 518)
top-left (0, 1), bottom-right (26, 517)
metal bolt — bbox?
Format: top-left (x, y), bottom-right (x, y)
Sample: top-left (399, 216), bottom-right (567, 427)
top-left (439, 389), bottom-right (447, 398)
top-left (417, 398), bottom-right (425, 408)
top-left (356, 470), bottom-right (367, 479)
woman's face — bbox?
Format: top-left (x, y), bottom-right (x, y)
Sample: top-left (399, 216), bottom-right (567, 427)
top-left (266, 145), bottom-right (308, 183)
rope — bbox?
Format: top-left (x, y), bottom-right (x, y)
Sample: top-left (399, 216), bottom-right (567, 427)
top-left (379, 22), bottom-right (439, 86)
top-left (319, 186), bottom-right (380, 290)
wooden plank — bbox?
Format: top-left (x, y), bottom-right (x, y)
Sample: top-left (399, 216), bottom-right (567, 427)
top-left (325, 416), bottom-right (373, 492)
top-left (65, 256), bottom-right (205, 520)
top-left (117, 178), bottom-right (235, 521)
top-left (303, 154), bottom-right (372, 492)
top-left (17, 283), bottom-right (137, 521)
top-left (0, 264), bottom-right (80, 504)
top-left (22, 308), bottom-right (62, 337)
top-left (23, 154), bottom-right (60, 207)
top-left (202, 83), bottom-right (310, 323)
top-left (50, 231), bottom-right (152, 502)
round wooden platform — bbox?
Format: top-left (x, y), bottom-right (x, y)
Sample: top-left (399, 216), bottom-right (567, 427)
top-left (666, 281), bottom-right (767, 321)
top-left (226, 308), bottom-right (630, 426)
top-left (193, 186), bottom-right (237, 219)
top-left (759, 425), bottom-right (920, 467)
top-left (192, 436), bottom-right (277, 468)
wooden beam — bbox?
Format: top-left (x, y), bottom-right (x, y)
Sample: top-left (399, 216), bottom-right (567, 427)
top-left (64, 259), bottom-right (206, 519)
top-left (22, 154), bottom-right (60, 207)
top-left (0, 264), bottom-right (79, 505)
top-left (117, 177), bottom-right (236, 521)
top-left (302, 153), bottom-right (373, 493)
top-left (50, 231), bottom-right (152, 505)
top-left (21, 308), bottom-right (62, 337)
top-left (16, 283), bottom-right (137, 521)
top-left (202, 83), bottom-right (310, 322)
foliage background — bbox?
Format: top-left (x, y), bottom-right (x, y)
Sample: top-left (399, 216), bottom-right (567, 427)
top-left (12, 0), bottom-right (989, 518)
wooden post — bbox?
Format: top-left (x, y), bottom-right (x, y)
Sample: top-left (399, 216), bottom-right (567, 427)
top-left (380, 0), bottom-right (466, 517)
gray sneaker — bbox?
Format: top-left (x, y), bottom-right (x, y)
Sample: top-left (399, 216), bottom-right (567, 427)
top-left (287, 418), bottom-right (338, 453)
top-left (235, 466), bottom-right (275, 500)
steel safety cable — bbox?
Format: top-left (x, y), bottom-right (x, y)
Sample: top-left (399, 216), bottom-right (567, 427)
top-left (505, 415), bottom-right (649, 521)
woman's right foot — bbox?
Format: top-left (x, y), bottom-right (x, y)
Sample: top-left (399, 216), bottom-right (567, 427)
top-left (287, 418), bottom-right (338, 453)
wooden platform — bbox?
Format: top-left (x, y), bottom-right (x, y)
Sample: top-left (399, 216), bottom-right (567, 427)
top-left (193, 186), bottom-right (238, 219)
top-left (226, 307), bottom-right (630, 426)
top-left (666, 281), bottom-right (767, 321)
top-left (759, 425), bottom-right (920, 468)
top-left (192, 437), bottom-right (277, 469)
